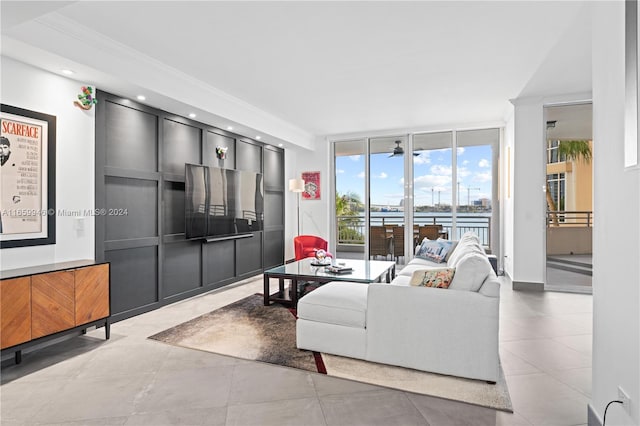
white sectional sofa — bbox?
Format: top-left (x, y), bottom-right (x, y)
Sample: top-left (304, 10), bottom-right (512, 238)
top-left (296, 232), bottom-right (500, 382)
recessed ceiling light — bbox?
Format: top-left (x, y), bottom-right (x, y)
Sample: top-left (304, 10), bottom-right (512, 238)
top-left (189, 113), bottom-right (196, 118)
top-left (136, 95), bottom-right (146, 101)
top-left (227, 126), bottom-right (233, 131)
top-left (61, 69), bottom-right (74, 75)
top-left (278, 143), bottom-right (283, 147)
top-left (256, 136), bottom-right (261, 140)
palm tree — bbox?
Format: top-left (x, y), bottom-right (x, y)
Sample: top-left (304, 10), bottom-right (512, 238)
top-left (336, 191), bottom-right (363, 216)
top-left (336, 191), bottom-right (364, 243)
top-left (546, 140), bottom-right (592, 226)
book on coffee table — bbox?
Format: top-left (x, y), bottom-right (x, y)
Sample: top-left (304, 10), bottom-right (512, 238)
top-left (325, 265), bottom-right (353, 274)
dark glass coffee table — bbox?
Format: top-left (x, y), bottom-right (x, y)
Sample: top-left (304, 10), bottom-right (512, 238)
top-left (263, 258), bottom-right (396, 307)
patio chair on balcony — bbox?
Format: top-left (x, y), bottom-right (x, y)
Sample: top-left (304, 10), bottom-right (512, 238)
top-left (392, 226), bottom-right (404, 262)
top-left (369, 226), bottom-right (390, 260)
top-left (418, 224), bottom-right (443, 241)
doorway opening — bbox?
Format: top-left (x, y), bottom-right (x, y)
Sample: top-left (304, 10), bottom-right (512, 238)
top-left (544, 103), bottom-right (593, 293)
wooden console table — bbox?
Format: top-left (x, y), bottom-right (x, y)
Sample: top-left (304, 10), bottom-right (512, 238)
top-left (0, 260), bottom-right (110, 364)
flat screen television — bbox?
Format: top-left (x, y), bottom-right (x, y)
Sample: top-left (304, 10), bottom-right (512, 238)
top-left (185, 164), bottom-right (264, 240)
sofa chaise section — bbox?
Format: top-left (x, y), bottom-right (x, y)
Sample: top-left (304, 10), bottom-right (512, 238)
top-left (296, 232), bottom-right (501, 382)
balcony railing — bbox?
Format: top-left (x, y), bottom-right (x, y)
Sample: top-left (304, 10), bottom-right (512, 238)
top-left (337, 214), bottom-right (492, 247)
top-left (546, 211), bottom-right (593, 227)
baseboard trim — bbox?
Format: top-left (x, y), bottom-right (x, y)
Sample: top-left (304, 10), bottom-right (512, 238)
top-left (588, 403), bottom-right (602, 426)
top-left (513, 281), bottom-right (544, 291)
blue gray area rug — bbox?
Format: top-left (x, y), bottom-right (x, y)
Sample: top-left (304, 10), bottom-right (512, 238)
top-left (149, 294), bottom-right (512, 412)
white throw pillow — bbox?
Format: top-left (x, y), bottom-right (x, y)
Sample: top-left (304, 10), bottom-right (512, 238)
top-left (448, 253), bottom-right (493, 292)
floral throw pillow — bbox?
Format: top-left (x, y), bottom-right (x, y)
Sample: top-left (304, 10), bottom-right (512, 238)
top-left (415, 239), bottom-right (454, 263)
top-left (409, 268), bottom-right (455, 289)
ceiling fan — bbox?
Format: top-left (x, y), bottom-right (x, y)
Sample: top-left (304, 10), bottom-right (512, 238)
top-left (388, 140), bottom-right (420, 157)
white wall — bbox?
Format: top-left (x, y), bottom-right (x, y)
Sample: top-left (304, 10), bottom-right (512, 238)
top-left (284, 140), bottom-right (331, 261)
top-left (510, 98), bottom-right (546, 286)
top-left (590, 2), bottom-right (640, 425)
top-left (298, 140), bottom-right (330, 240)
top-left (501, 108), bottom-right (515, 279)
top-left (0, 58), bottom-right (95, 270)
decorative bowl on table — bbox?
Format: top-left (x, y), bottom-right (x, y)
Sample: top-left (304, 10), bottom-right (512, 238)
top-left (310, 249), bottom-right (330, 266)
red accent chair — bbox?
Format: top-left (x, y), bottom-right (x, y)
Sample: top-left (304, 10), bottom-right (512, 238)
top-left (294, 235), bottom-right (334, 261)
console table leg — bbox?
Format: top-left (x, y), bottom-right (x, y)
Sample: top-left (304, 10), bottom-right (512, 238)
top-left (81, 328), bottom-right (87, 335)
top-left (15, 350), bottom-right (22, 364)
top-left (105, 319), bottom-right (111, 340)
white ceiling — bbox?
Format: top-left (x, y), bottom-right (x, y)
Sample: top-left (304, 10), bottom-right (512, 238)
top-left (546, 103), bottom-right (592, 141)
top-left (1, 1), bottom-right (593, 147)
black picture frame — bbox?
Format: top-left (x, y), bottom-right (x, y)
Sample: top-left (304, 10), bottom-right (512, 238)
top-left (1, 104), bottom-right (56, 249)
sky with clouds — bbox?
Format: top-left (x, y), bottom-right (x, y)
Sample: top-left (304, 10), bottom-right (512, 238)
top-left (336, 145), bottom-right (493, 207)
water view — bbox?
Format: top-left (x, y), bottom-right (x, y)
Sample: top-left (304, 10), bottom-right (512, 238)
top-left (335, 137), bottom-right (494, 247)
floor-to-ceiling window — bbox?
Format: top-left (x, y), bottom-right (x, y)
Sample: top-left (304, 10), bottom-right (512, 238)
top-left (334, 139), bottom-right (366, 259)
top-left (412, 132), bottom-right (454, 252)
top-left (456, 129), bottom-right (498, 248)
top-left (369, 136), bottom-right (407, 263)
top-left (332, 127), bottom-right (500, 262)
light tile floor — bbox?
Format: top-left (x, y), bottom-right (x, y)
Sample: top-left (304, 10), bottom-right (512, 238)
top-left (0, 276), bottom-right (592, 426)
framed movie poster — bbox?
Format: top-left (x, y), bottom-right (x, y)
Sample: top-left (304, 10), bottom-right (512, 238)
top-left (0, 104), bottom-right (56, 248)
top-left (301, 171), bottom-right (320, 200)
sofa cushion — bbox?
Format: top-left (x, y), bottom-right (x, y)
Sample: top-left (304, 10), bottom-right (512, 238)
top-left (409, 267), bottom-right (455, 288)
top-left (446, 240), bottom-right (484, 268)
top-left (398, 262), bottom-right (440, 278)
top-left (415, 239), bottom-right (454, 263)
top-left (390, 275), bottom-right (412, 286)
top-left (407, 257), bottom-right (442, 268)
top-left (297, 281), bottom-right (368, 328)
top-left (460, 231), bottom-right (481, 244)
top-left (448, 253), bottom-right (493, 292)
top-left (478, 276), bottom-right (500, 297)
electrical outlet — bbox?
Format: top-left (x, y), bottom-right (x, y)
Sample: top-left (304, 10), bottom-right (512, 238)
top-left (618, 386), bottom-right (631, 414)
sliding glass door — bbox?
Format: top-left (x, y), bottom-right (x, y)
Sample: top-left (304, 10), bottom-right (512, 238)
top-left (369, 136), bottom-right (407, 263)
top-left (455, 129), bottom-right (498, 248)
top-left (334, 139), bottom-right (366, 260)
top-left (332, 128), bottom-right (499, 262)
top-left (412, 132), bottom-right (454, 249)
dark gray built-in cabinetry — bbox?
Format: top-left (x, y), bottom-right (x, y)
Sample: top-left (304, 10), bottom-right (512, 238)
top-left (95, 92), bottom-right (285, 322)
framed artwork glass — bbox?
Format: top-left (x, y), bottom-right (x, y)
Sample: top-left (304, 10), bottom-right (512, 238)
top-left (301, 171), bottom-right (321, 200)
top-left (0, 104), bottom-right (56, 248)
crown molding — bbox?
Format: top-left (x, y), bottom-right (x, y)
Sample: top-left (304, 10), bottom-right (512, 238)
top-left (20, 13), bottom-right (315, 149)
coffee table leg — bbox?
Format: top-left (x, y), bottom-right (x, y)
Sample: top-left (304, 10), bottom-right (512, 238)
top-left (279, 278), bottom-right (285, 297)
top-left (292, 278), bottom-right (298, 307)
top-left (263, 275), bottom-right (270, 306)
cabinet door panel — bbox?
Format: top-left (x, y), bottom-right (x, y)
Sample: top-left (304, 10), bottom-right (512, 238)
top-left (32, 271), bottom-right (75, 339)
top-left (0, 277), bottom-right (31, 349)
top-left (75, 264), bottom-right (110, 325)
